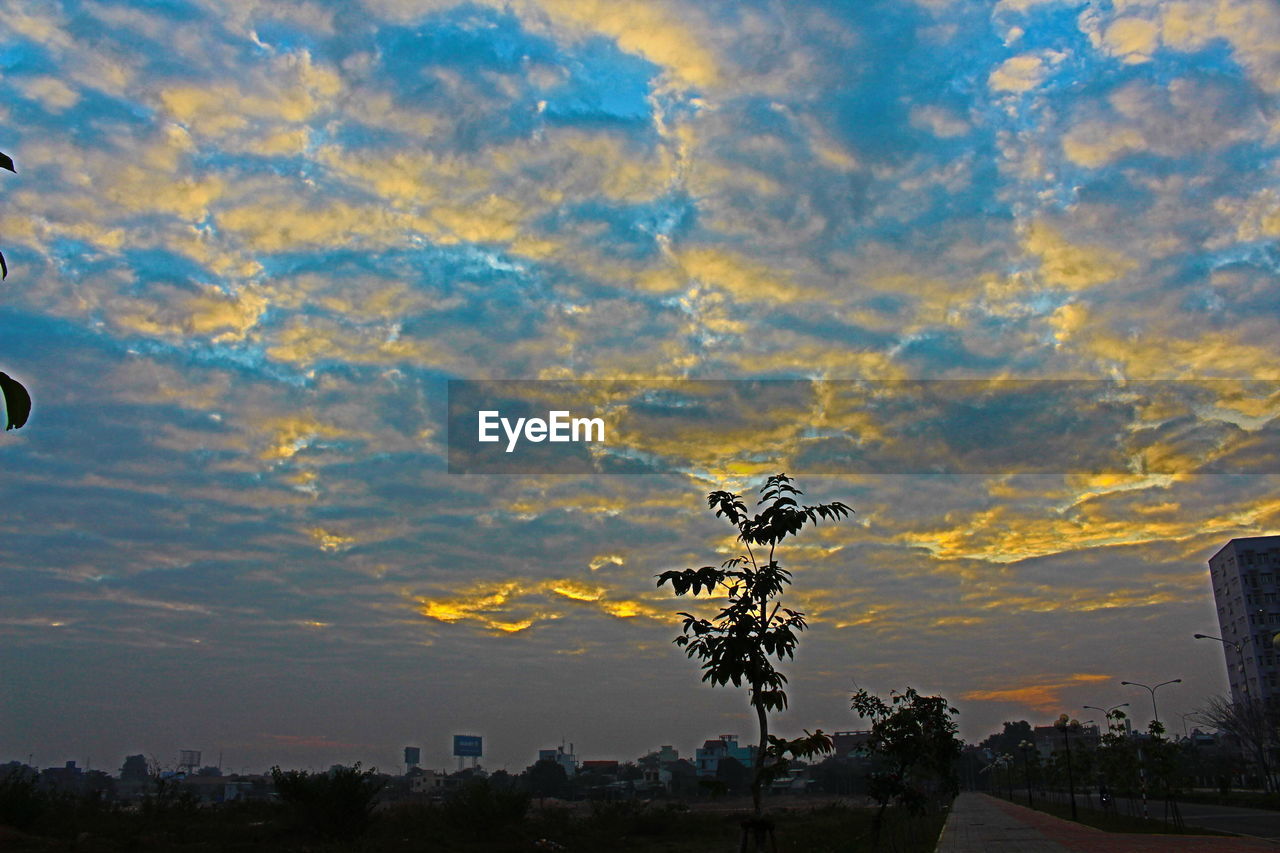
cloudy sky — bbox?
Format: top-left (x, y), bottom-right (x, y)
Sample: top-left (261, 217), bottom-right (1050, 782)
top-left (2, 0), bottom-right (1279, 774)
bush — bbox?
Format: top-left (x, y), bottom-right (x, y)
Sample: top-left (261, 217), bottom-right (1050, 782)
top-left (443, 777), bottom-right (530, 834)
top-left (0, 768), bottom-right (44, 830)
top-left (270, 762), bottom-right (385, 840)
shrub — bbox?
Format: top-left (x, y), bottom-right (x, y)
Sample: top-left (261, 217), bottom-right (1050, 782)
top-left (443, 776), bottom-right (530, 833)
top-left (0, 768), bottom-right (44, 830)
top-left (270, 762), bottom-right (385, 840)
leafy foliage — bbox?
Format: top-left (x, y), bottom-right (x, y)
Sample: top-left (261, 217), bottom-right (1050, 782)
top-left (851, 687), bottom-right (963, 814)
top-left (442, 776), bottom-right (530, 834)
top-left (1094, 708), bottom-right (1141, 795)
top-left (526, 758), bottom-right (570, 799)
top-left (269, 762), bottom-right (386, 840)
top-left (658, 474), bottom-right (851, 820)
top-left (0, 766), bottom-right (43, 830)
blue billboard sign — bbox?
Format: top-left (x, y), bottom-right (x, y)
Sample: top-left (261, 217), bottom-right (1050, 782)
top-left (453, 735), bottom-right (483, 757)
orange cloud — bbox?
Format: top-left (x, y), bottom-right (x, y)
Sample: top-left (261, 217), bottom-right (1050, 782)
top-left (962, 673), bottom-right (1110, 712)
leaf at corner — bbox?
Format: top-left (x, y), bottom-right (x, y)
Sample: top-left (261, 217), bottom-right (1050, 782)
top-left (0, 372), bottom-right (31, 429)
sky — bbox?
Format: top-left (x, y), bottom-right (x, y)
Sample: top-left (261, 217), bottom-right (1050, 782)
top-left (1, 0), bottom-right (1279, 775)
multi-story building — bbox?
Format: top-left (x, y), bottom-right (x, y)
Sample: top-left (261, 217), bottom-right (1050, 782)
top-left (831, 730), bottom-right (872, 758)
top-left (537, 744), bottom-right (578, 776)
top-left (1207, 535), bottom-right (1280, 704)
top-left (1031, 723), bottom-right (1100, 759)
top-left (694, 734), bottom-right (755, 777)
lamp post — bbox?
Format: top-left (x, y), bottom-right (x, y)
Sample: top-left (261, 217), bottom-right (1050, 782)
top-left (1121, 679), bottom-right (1180, 820)
top-left (1053, 714), bottom-right (1081, 820)
top-left (1083, 704), bottom-right (1127, 810)
top-left (1018, 739), bottom-right (1035, 808)
top-left (1195, 633), bottom-right (1252, 699)
top-left (1084, 703), bottom-right (1130, 732)
top-left (1120, 678), bottom-right (1182, 727)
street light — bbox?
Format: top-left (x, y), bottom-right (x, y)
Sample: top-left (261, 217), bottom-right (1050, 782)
top-left (1194, 632), bottom-right (1245, 652)
top-left (1120, 680), bottom-right (1180, 821)
top-left (1053, 714), bottom-right (1082, 821)
top-left (1196, 633), bottom-right (1252, 697)
top-left (1018, 739), bottom-right (1035, 808)
top-left (1083, 704), bottom-right (1127, 808)
top-left (1120, 678), bottom-right (1182, 726)
top-left (1083, 703), bottom-right (1129, 732)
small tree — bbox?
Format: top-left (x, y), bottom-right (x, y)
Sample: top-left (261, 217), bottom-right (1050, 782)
top-left (1191, 695), bottom-right (1279, 791)
top-left (851, 687), bottom-right (962, 847)
top-left (658, 474), bottom-right (851, 835)
top-left (525, 758), bottom-right (568, 799)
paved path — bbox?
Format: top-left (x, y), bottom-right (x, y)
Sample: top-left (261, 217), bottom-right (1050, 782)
top-left (936, 793), bottom-right (1279, 852)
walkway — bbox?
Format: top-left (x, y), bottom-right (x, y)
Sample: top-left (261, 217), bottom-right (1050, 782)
top-left (936, 793), bottom-right (1278, 852)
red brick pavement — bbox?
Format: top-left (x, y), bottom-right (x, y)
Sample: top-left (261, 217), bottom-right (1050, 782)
top-left (984, 795), bottom-right (1278, 851)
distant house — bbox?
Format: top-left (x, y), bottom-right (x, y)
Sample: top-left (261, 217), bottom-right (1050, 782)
top-left (579, 760), bottom-right (619, 775)
top-left (537, 745), bottom-right (578, 776)
top-left (409, 771), bottom-right (448, 797)
top-left (768, 767), bottom-right (814, 794)
top-left (831, 731), bottom-right (873, 758)
top-left (1031, 723), bottom-right (1100, 758)
top-left (695, 735), bottom-right (755, 777)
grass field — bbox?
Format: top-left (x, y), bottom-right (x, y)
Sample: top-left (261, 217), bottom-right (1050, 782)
top-left (0, 798), bottom-right (948, 852)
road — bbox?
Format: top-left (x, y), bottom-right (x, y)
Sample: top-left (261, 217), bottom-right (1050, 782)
top-left (1020, 789), bottom-right (1280, 843)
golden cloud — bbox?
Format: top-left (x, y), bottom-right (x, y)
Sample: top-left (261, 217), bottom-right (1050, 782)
top-left (962, 673), bottom-right (1111, 712)
top-left (411, 576), bottom-right (669, 634)
top-left (1024, 222), bottom-right (1136, 290)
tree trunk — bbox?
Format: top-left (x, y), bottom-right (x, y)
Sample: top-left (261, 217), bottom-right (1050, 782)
top-left (752, 694), bottom-right (768, 817)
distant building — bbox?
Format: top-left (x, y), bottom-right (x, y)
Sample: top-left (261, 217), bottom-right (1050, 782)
top-left (538, 744), bottom-right (578, 776)
top-left (39, 761), bottom-right (84, 793)
top-left (1207, 536), bottom-right (1280, 704)
top-left (579, 760), bottom-right (619, 775)
top-left (410, 770), bottom-right (448, 796)
top-left (1031, 723), bottom-right (1100, 759)
top-left (832, 731), bottom-right (872, 758)
top-left (694, 734), bottom-right (755, 777)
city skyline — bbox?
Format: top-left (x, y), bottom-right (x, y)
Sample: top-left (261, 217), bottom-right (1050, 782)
top-left (2, 0), bottom-right (1279, 773)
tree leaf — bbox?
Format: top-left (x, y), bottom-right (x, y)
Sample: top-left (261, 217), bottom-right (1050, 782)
top-left (0, 372), bottom-right (31, 430)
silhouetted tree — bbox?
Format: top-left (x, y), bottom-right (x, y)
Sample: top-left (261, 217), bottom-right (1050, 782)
top-left (852, 686), bottom-right (962, 847)
top-left (977, 721), bottom-right (1033, 757)
top-left (1192, 695), bottom-right (1279, 791)
top-left (120, 755), bottom-right (149, 781)
top-left (269, 763), bottom-right (385, 841)
top-left (658, 473), bottom-right (851, 848)
top-left (525, 759), bottom-right (568, 799)
top-left (716, 756), bottom-right (751, 796)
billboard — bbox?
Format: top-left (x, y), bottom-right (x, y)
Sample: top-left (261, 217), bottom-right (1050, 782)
top-left (404, 747), bottom-right (420, 766)
top-left (453, 735), bottom-right (483, 757)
